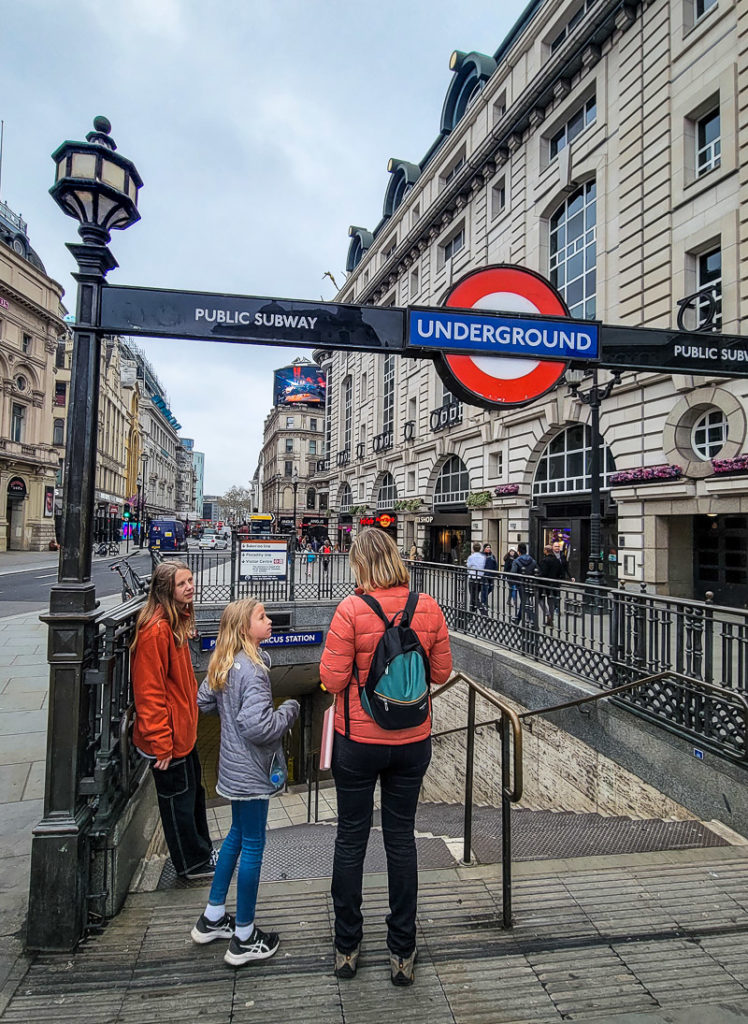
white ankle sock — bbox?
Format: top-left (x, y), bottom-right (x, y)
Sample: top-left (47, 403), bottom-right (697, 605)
top-left (204, 903), bottom-right (226, 923)
top-left (235, 922), bottom-right (254, 941)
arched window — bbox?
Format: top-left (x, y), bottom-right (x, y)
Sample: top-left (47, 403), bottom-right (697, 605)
top-left (339, 482), bottom-right (352, 511)
top-left (306, 487), bottom-right (316, 510)
top-left (532, 425), bottom-right (615, 497)
top-left (377, 472), bottom-right (397, 509)
top-left (549, 182), bottom-right (596, 319)
top-left (434, 455), bottom-right (470, 505)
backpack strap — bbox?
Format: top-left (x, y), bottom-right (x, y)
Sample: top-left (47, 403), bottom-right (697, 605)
top-left (403, 591), bottom-right (420, 626)
top-left (356, 592), bottom-right (390, 625)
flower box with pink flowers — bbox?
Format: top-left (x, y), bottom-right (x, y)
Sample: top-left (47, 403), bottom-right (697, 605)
top-left (609, 465), bottom-right (683, 485)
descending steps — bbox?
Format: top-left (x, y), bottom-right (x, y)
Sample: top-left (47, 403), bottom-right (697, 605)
top-left (151, 800), bottom-right (729, 891)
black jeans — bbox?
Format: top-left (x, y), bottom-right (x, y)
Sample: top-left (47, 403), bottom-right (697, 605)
top-left (150, 746), bottom-right (212, 876)
top-left (331, 733), bottom-right (431, 957)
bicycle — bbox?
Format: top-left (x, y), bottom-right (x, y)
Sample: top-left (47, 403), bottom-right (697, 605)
top-left (109, 558), bottom-right (149, 601)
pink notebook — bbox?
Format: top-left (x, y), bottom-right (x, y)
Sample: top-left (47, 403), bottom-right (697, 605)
top-left (320, 702), bottom-right (335, 771)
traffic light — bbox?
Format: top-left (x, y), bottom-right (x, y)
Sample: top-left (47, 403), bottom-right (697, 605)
top-left (123, 504), bottom-right (131, 521)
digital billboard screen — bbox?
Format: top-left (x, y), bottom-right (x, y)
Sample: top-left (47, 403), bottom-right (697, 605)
top-left (273, 364), bottom-right (326, 406)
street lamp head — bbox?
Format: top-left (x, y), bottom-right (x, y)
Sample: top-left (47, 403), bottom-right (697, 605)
top-left (50, 117), bottom-right (143, 245)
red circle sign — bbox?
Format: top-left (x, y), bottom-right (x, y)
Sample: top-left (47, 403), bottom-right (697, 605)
top-left (437, 265), bottom-right (569, 408)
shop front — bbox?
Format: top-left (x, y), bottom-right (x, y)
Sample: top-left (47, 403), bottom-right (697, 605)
top-left (336, 513), bottom-right (353, 551)
top-left (6, 476), bottom-right (27, 551)
top-left (424, 506), bottom-right (471, 564)
top-left (301, 515), bottom-right (329, 546)
top-left (531, 496), bottom-right (618, 585)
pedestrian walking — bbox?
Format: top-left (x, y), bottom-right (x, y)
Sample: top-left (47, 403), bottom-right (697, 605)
top-left (130, 560), bottom-right (214, 880)
top-left (305, 544), bottom-right (316, 578)
top-left (481, 543), bottom-right (498, 611)
top-left (466, 541), bottom-right (486, 612)
top-left (321, 541), bottom-right (332, 572)
top-left (192, 597), bottom-right (299, 966)
top-left (319, 528), bottom-right (452, 986)
top-left (511, 543), bottom-right (538, 623)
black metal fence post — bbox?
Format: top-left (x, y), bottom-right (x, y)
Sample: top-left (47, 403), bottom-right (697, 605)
top-left (501, 712), bottom-right (513, 928)
top-left (463, 686), bottom-right (476, 864)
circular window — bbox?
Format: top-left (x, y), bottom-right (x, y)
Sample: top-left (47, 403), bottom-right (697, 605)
top-left (12, 238), bottom-right (24, 256)
top-left (691, 409), bottom-right (727, 460)
top-left (15, 375), bottom-right (27, 392)
top-left (663, 389), bottom-right (746, 479)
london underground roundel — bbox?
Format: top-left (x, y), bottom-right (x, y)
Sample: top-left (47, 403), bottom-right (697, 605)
top-left (435, 265), bottom-right (569, 409)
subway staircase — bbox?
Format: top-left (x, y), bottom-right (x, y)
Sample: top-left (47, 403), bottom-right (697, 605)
top-left (6, 792), bottom-right (748, 1024)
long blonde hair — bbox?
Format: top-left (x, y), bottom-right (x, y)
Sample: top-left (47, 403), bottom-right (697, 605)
top-left (206, 597), bottom-right (266, 691)
top-left (131, 560), bottom-right (195, 650)
top-left (349, 527), bottom-right (409, 593)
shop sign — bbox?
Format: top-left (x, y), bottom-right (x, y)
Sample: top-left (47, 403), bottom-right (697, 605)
top-left (7, 476), bottom-right (26, 498)
top-left (360, 513), bottom-right (397, 528)
top-left (416, 515), bottom-right (434, 523)
top-left (302, 516), bottom-right (329, 526)
top-left (109, 504), bottom-right (119, 513)
top-left (0, 297), bottom-right (9, 309)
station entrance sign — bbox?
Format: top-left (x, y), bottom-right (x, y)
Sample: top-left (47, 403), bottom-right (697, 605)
top-left (414, 266), bottom-right (587, 409)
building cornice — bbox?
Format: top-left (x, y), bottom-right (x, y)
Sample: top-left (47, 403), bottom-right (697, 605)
top-left (348, 0), bottom-right (639, 306)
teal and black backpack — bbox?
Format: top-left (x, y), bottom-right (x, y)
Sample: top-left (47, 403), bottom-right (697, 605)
top-left (346, 592), bottom-right (431, 732)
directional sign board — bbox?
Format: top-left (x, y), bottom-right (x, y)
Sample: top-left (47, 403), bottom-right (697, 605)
top-left (101, 284), bottom-right (404, 352)
top-left (239, 538), bottom-right (287, 581)
top-left (97, 272), bottom-right (748, 410)
top-left (426, 266), bottom-right (576, 408)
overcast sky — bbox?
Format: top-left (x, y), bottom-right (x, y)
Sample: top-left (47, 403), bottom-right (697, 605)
top-left (3, 0), bottom-right (529, 494)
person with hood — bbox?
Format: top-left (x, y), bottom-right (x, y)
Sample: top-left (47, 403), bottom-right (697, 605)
top-left (480, 543), bottom-right (499, 611)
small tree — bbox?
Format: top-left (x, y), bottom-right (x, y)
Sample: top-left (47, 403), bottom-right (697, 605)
top-left (221, 485), bottom-right (254, 522)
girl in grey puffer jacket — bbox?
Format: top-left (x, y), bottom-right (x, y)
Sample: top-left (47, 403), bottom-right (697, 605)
top-left (191, 598), bottom-right (299, 968)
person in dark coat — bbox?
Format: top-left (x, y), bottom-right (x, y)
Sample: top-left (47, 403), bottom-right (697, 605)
top-left (511, 544), bottom-right (537, 623)
top-left (481, 544), bottom-right (499, 611)
top-left (537, 545), bottom-right (564, 625)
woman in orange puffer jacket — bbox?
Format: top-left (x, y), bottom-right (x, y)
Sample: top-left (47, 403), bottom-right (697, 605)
top-left (319, 527), bottom-right (452, 987)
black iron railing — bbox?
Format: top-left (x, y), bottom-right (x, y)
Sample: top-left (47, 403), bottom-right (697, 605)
top-left (431, 668), bottom-right (748, 930)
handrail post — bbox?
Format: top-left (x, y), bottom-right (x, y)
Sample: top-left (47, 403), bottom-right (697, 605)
top-left (463, 686), bottom-right (476, 864)
top-left (501, 712), bottom-right (513, 928)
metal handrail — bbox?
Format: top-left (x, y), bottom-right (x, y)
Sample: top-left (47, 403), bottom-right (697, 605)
top-left (431, 670), bottom-right (522, 928)
top-left (429, 667), bottom-right (748, 930)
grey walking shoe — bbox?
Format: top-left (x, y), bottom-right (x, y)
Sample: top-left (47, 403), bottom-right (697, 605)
top-left (390, 947), bottom-right (417, 986)
top-left (334, 944), bottom-right (360, 979)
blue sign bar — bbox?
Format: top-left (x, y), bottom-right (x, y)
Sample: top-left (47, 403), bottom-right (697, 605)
top-left (200, 630), bottom-right (323, 652)
top-left (408, 308), bottom-right (599, 360)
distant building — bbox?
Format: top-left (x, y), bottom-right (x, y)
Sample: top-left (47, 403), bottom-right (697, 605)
top-left (260, 359), bottom-right (328, 541)
top-left (0, 201), bottom-right (64, 550)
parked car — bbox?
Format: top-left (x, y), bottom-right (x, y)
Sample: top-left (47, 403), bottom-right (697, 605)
top-left (199, 529), bottom-right (229, 551)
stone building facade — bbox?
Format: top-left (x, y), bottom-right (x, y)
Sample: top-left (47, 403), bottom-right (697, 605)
top-left (259, 382), bottom-right (328, 541)
top-left (322, 0), bottom-right (748, 605)
top-left (0, 202), bottom-right (64, 550)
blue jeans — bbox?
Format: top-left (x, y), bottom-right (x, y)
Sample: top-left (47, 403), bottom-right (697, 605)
top-left (208, 799), bottom-right (269, 927)
top-left (331, 733), bottom-right (431, 957)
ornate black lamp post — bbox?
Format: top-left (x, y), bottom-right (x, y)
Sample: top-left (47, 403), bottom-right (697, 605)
top-left (28, 118), bottom-right (142, 951)
top-left (566, 367), bottom-right (620, 588)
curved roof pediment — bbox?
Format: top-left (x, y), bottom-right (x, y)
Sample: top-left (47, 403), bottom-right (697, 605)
top-left (440, 50), bottom-right (497, 135)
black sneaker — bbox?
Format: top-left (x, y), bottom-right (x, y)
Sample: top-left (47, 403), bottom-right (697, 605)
top-left (182, 862), bottom-right (215, 881)
top-left (224, 926), bottom-right (280, 967)
top-left (191, 912), bottom-right (235, 944)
